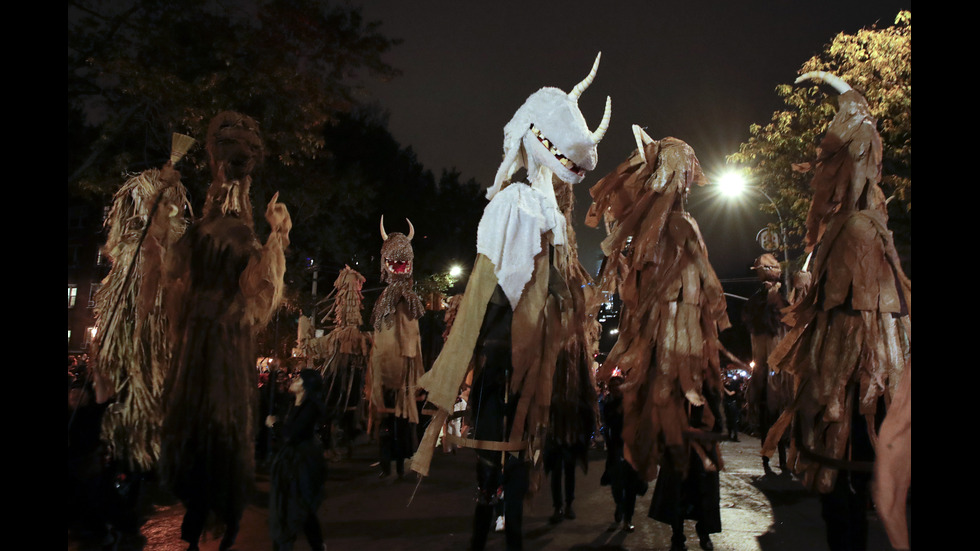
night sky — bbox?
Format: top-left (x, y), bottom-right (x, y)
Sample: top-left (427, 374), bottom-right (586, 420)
top-left (355, 1), bottom-right (911, 284)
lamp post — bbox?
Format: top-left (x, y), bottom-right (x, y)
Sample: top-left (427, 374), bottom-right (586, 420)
top-left (718, 172), bottom-right (791, 290)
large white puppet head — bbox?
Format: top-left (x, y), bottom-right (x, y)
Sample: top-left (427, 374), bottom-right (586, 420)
top-left (486, 53), bottom-right (612, 200)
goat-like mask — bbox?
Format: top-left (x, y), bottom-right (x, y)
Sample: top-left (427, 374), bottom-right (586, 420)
top-left (487, 53), bottom-right (612, 199)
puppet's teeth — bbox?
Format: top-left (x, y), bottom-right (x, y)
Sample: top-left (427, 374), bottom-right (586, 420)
top-left (532, 124), bottom-right (584, 173)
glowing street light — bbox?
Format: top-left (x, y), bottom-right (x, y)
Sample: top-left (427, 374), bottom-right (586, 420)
top-left (449, 265), bottom-right (463, 279)
top-left (717, 171), bottom-right (749, 199)
top-left (718, 170), bottom-right (790, 289)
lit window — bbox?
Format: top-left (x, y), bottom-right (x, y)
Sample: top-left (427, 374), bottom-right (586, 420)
top-left (68, 285), bottom-right (78, 308)
top-left (83, 326), bottom-right (97, 347)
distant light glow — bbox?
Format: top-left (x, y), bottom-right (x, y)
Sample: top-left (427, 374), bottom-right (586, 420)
top-left (609, 328), bottom-right (619, 335)
top-left (449, 265), bottom-right (463, 278)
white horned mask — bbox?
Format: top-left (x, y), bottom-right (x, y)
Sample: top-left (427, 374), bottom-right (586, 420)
top-left (486, 53), bottom-right (612, 200)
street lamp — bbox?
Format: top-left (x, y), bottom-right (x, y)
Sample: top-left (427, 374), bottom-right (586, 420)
top-left (718, 171), bottom-right (791, 290)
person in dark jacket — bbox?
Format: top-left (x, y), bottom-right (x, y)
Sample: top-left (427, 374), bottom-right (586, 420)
top-left (649, 402), bottom-right (722, 551)
top-left (601, 373), bottom-right (645, 532)
top-left (266, 369), bottom-right (327, 551)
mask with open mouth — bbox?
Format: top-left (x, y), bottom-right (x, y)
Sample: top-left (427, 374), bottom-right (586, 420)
top-left (379, 216), bottom-right (415, 283)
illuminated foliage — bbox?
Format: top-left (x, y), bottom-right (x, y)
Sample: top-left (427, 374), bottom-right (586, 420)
top-left (729, 11), bottom-right (910, 269)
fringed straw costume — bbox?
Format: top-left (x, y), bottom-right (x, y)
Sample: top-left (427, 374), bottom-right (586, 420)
top-left (92, 162), bottom-right (190, 471)
top-left (310, 266), bottom-right (372, 420)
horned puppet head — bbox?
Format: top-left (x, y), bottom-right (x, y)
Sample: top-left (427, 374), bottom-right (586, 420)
top-left (486, 53), bottom-right (612, 200)
top-left (795, 71), bottom-right (885, 250)
top-left (379, 215), bottom-right (415, 283)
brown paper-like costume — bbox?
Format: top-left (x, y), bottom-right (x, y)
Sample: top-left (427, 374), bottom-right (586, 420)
top-left (155, 112), bottom-right (290, 538)
top-left (587, 136), bottom-right (730, 482)
top-left (764, 86), bottom-right (911, 494)
top-left (369, 219), bottom-right (425, 423)
top-left (874, 360), bottom-right (911, 550)
top-left (91, 163), bottom-right (190, 471)
top-left (742, 254), bottom-right (793, 464)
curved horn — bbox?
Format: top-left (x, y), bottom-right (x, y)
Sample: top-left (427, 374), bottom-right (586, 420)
top-left (591, 96), bottom-right (612, 144)
top-left (380, 215), bottom-right (388, 241)
top-left (631, 124), bottom-right (653, 163)
top-left (801, 251), bottom-right (814, 272)
top-left (405, 218), bottom-right (415, 241)
top-left (569, 52), bottom-right (602, 101)
top-left (795, 71), bottom-right (851, 94)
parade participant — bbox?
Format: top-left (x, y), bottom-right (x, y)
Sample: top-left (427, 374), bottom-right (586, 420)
top-left (411, 53), bottom-right (611, 551)
top-left (873, 361), bottom-right (910, 551)
top-left (155, 112), bottom-right (291, 551)
top-left (545, 177), bottom-right (598, 526)
top-left (308, 266), bottom-right (372, 458)
top-left (267, 369), bottom-right (327, 551)
top-left (765, 72), bottom-right (910, 551)
top-left (587, 126), bottom-right (729, 479)
top-left (587, 126), bottom-right (729, 550)
top-left (600, 371), bottom-right (644, 532)
top-left (742, 253), bottom-right (792, 473)
top-left (649, 401), bottom-right (722, 551)
top-left (722, 369), bottom-right (742, 442)
top-left (91, 133), bottom-right (193, 472)
top-left (87, 133), bottom-right (195, 540)
top-left (369, 217), bottom-right (425, 479)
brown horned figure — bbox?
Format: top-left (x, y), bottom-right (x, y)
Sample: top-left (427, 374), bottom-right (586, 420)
top-left (764, 72), bottom-right (910, 551)
top-left (369, 216), bottom-right (425, 478)
top-left (587, 126), bottom-right (729, 548)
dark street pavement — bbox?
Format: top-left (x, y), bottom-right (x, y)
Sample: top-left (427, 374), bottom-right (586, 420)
top-left (70, 433), bottom-right (899, 551)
